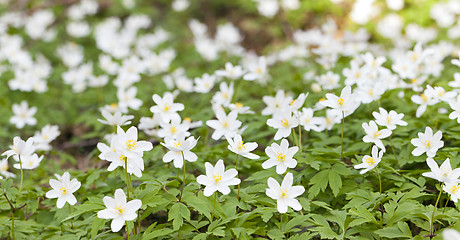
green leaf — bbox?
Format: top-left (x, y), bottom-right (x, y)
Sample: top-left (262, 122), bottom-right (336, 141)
top-left (168, 202), bottom-right (190, 230)
top-left (328, 169), bottom-right (342, 197)
top-left (90, 217), bottom-right (106, 239)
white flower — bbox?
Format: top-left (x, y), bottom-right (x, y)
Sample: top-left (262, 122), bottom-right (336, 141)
top-left (410, 127), bottom-right (443, 158)
top-left (266, 111), bottom-right (299, 140)
top-left (411, 92), bottom-right (436, 118)
top-left (228, 102), bottom-right (254, 114)
top-left (150, 92), bottom-right (184, 122)
top-left (443, 183), bottom-right (460, 203)
top-left (10, 101), bottom-right (37, 129)
top-left (215, 62), bottom-right (244, 80)
top-left (0, 159), bottom-right (15, 178)
top-left (161, 133), bottom-right (198, 168)
top-left (262, 139), bottom-right (298, 174)
top-left (322, 85), bottom-right (359, 117)
top-left (98, 110), bottom-right (134, 127)
top-left (362, 121), bottom-right (392, 151)
top-left (14, 153), bottom-right (43, 170)
top-left (196, 159), bottom-right (241, 196)
top-left (157, 117), bottom-right (191, 138)
top-left (298, 108), bottom-right (322, 132)
top-left (2, 136), bottom-right (35, 160)
top-left (449, 95), bottom-right (460, 123)
top-left (33, 125), bottom-right (60, 151)
top-left (422, 158), bottom-right (460, 183)
top-left (113, 126), bottom-right (153, 155)
top-left (372, 107), bottom-right (407, 130)
top-left (206, 108), bottom-right (242, 140)
top-left (211, 82), bottom-right (234, 107)
top-left (226, 134), bottom-right (259, 160)
top-left (45, 172), bottom-right (81, 208)
top-left (265, 172), bottom-right (305, 213)
top-left (443, 229), bottom-right (460, 239)
top-left (354, 146), bottom-right (383, 174)
top-left (243, 56), bottom-right (268, 82)
top-left (262, 90), bottom-right (292, 116)
top-left (97, 189), bottom-right (142, 232)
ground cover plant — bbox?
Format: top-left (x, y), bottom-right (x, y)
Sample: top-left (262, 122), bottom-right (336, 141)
top-left (2, 0), bottom-right (460, 239)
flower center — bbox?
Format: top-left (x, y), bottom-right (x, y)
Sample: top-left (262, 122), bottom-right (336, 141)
top-left (235, 102), bottom-right (243, 108)
top-left (373, 131), bottom-right (382, 138)
top-left (280, 118), bottom-right (289, 127)
top-left (236, 141), bottom-right (246, 151)
top-left (451, 184), bottom-right (459, 194)
top-left (60, 187), bottom-right (68, 195)
top-left (126, 140), bottom-right (137, 150)
top-left (386, 116), bottom-right (392, 124)
top-left (173, 141), bottom-right (182, 148)
top-left (170, 126), bottom-right (177, 134)
top-left (337, 98), bottom-right (344, 106)
top-left (163, 104), bottom-right (171, 111)
top-left (277, 152), bottom-right (286, 162)
top-left (424, 140), bottom-right (432, 148)
top-left (280, 189), bottom-right (289, 199)
top-left (115, 206), bottom-right (125, 215)
top-left (411, 78), bottom-right (417, 84)
top-left (213, 175), bottom-right (222, 183)
top-left (222, 120), bottom-right (229, 128)
top-left (120, 155), bottom-right (126, 162)
top-left (365, 157), bottom-right (376, 166)
top-left (290, 100), bottom-right (296, 106)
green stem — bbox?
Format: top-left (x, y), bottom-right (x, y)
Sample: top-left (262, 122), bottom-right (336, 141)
top-left (236, 154), bottom-right (240, 200)
top-left (179, 151), bottom-right (186, 202)
top-left (280, 213), bottom-right (283, 232)
top-left (341, 111), bottom-right (344, 161)
top-left (291, 128), bottom-right (298, 149)
top-left (298, 125), bottom-right (302, 153)
top-left (388, 136), bottom-right (398, 162)
top-left (11, 209), bottom-right (15, 240)
top-left (127, 223), bottom-right (130, 240)
top-left (443, 196), bottom-right (449, 213)
top-left (124, 159), bottom-right (130, 199)
top-left (19, 155), bottom-right (23, 193)
top-left (212, 192), bottom-right (217, 221)
top-left (375, 167), bottom-right (382, 195)
top-left (430, 186), bottom-right (443, 237)
top-left (68, 204), bottom-right (73, 229)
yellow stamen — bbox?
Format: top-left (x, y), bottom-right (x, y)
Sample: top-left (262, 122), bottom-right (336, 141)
top-left (277, 152), bottom-right (286, 162)
top-left (236, 141), bottom-right (246, 151)
top-left (451, 184), bottom-right (459, 194)
top-left (235, 102), bottom-right (243, 108)
top-left (115, 206), bottom-right (125, 215)
top-left (424, 140), bottom-right (432, 148)
top-left (280, 189), bottom-right (288, 199)
top-left (281, 118), bottom-right (289, 127)
top-left (213, 175), bottom-right (222, 183)
top-left (337, 98), bottom-right (344, 106)
top-left (365, 157), bottom-right (376, 166)
top-left (60, 187), bottom-right (68, 195)
top-left (126, 140), bottom-right (136, 150)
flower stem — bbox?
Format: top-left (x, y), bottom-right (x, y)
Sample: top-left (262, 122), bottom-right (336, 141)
top-left (430, 186), bottom-right (443, 236)
top-left (375, 167), bottom-right (382, 195)
top-left (236, 154), bottom-right (240, 201)
top-left (280, 213), bottom-right (283, 232)
top-left (11, 208), bottom-right (15, 240)
top-left (127, 224), bottom-right (130, 240)
top-left (68, 204), bottom-right (74, 229)
top-left (178, 151), bottom-right (186, 202)
top-left (298, 125), bottom-right (302, 153)
top-left (212, 192), bottom-right (217, 221)
top-left (18, 155), bottom-right (23, 193)
top-left (124, 160), bottom-right (130, 199)
top-left (388, 136), bottom-right (398, 162)
top-left (443, 196), bottom-right (449, 213)
top-left (291, 128), bottom-right (298, 149)
top-left (341, 111), bottom-right (344, 161)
